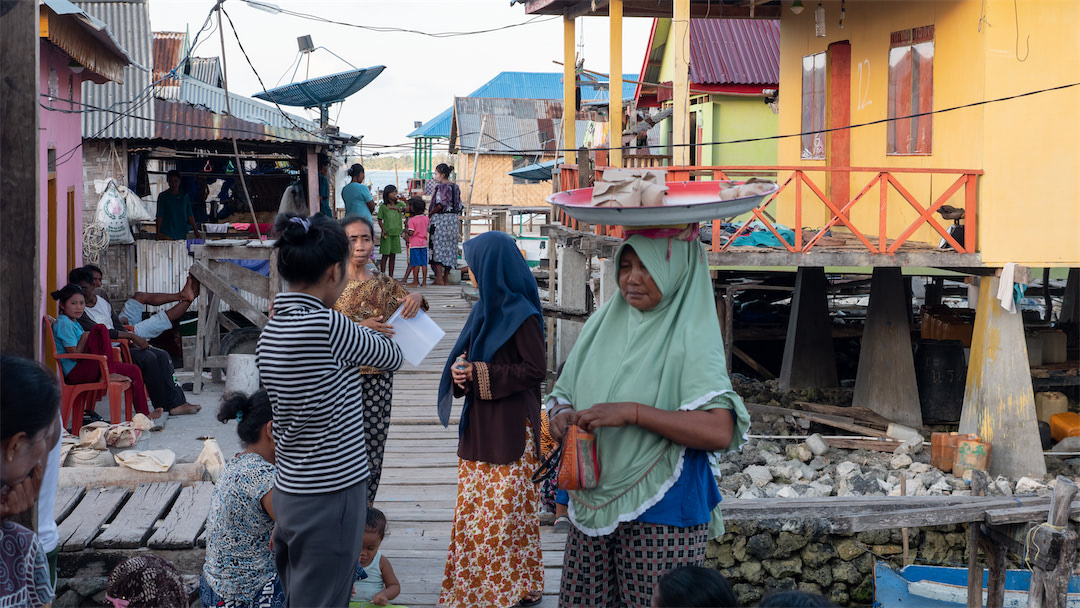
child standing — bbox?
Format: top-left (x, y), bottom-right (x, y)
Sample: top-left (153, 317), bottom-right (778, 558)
top-left (350, 508), bottom-right (401, 607)
top-left (404, 197), bottom-right (430, 287)
top-left (257, 213), bottom-right (403, 607)
top-left (376, 186), bottom-right (407, 279)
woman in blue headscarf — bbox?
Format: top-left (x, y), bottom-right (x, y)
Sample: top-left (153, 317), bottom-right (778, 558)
top-left (437, 231), bottom-right (546, 608)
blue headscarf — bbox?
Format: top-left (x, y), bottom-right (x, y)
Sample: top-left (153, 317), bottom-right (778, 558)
top-left (437, 231), bottom-right (544, 429)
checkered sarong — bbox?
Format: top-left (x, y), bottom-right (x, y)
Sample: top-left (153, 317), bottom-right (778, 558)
top-left (559, 520), bottom-right (709, 607)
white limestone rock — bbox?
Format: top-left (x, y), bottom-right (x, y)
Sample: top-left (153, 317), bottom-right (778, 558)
top-left (890, 454), bottom-right (914, 470)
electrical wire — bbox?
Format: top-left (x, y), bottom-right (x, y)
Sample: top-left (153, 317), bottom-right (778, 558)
top-left (53, 4), bottom-right (221, 167)
top-left (247, 4), bottom-right (559, 39)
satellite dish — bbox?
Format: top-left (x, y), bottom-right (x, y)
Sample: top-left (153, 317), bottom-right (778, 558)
top-left (254, 66), bottom-right (386, 127)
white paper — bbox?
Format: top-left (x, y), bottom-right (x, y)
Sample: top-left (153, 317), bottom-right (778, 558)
top-left (385, 308), bottom-right (446, 367)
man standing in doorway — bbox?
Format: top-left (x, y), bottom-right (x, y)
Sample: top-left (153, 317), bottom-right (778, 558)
top-left (157, 169), bottom-right (202, 240)
top-left (318, 156), bottom-right (334, 219)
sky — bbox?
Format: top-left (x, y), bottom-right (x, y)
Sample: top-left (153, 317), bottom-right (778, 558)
top-left (148, 0), bottom-right (653, 156)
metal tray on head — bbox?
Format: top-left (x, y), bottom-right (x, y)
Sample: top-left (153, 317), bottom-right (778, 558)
top-left (546, 181), bottom-right (778, 226)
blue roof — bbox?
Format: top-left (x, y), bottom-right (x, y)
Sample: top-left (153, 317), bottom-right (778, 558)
top-left (408, 71), bottom-right (637, 139)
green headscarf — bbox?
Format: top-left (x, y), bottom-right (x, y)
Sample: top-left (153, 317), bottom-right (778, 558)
top-left (549, 234), bottom-right (749, 537)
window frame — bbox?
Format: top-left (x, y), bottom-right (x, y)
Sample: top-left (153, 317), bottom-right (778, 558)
top-left (887, 25), bottom-right (935, 156)
top-left (801, 52), bottom-right (827, 160)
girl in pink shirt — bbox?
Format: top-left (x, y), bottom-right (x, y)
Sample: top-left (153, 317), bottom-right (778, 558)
top-left (404, 198), bottom-right (430, 287)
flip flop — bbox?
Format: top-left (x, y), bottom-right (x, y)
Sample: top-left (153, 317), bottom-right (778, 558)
top-left (553, 516), bottom-right (572, 533)
top-left (519, 592), bottom-right (543, 607)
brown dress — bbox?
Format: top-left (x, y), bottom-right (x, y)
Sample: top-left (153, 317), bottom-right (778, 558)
top-left (333, 273), bottom-right (428, 502)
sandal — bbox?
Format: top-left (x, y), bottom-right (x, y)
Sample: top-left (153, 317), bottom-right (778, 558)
top-left (519, 592), bottom-right (543, 607)
top-left (553, 515), bottom-right (572, 534)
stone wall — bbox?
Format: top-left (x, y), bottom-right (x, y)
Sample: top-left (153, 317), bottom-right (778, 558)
top-left (708, 520), bottom-right (979, 606)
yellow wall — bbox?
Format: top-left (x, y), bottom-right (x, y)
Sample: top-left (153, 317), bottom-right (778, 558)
top-left (776, 0), bottom-right (1079, 266)
top-left (457, 154), bottom-right (555, 208)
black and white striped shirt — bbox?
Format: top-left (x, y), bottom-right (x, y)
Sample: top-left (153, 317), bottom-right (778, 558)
top-left (256, 292), bottom-right (402, 494)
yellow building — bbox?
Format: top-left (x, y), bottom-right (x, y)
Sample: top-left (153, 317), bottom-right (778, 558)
top-left (776, 0), bottom-right (1079, 266)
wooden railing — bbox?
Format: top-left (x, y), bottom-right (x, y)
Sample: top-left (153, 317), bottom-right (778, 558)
top-left (553, 165), bottom-right (982, 255)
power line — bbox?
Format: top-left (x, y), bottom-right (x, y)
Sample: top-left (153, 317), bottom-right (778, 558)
top-left (444, 80), bottom-right (1080, 155)
top-left (246, 4), bottom-right (559, 38)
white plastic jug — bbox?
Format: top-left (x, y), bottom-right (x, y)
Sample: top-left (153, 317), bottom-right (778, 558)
top-left (225, 354), bottom-right (260, 395)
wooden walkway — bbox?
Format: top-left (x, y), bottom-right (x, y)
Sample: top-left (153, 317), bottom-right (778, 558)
top-left (377, 285), bottom-right (564, 607)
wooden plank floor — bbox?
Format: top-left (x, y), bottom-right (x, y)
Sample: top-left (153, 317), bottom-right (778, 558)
top-left (377, 285), bottom-right (563, 608)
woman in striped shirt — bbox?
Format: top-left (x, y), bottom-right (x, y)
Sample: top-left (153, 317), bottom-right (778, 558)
top-left (256, 213), bottom-right (402, 607)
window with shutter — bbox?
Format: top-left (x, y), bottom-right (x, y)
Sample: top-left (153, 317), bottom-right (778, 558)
top-left (801, 52), bottom-right (827, 160)
top-left (888, 25), bottom-right (934, 155)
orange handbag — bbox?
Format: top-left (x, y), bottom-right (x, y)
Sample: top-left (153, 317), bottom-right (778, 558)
top-left (532, 424), bottom-right (601, 490)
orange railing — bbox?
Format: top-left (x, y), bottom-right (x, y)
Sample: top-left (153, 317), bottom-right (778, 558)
top-left (554, 165), bottom-right (981, 255)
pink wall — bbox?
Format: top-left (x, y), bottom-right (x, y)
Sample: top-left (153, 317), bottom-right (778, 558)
top-left (39, 41), bottom-right (86, 334)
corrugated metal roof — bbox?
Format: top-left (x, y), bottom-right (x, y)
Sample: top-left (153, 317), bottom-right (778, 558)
top-left (688, 19), bottom-right (779, 85)
top-left (177, 76), bottom-right (322, 135)
top-left (41, 0), bottom-right (134, 82)
top-left (450, 97), bottom-right (593, 155)
top-left (408, 71), bottom-right (636, 139)
top-left (185, 56), bottom-right (221, 88)
top-left (154, 98), bottom-right (331, 143)
top-left (152, 31), bottom-right (184, 98)
top-left (78, 0), bottom-right (154, 139)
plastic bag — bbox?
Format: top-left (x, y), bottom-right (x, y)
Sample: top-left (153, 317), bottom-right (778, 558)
top-left (196, 438), bottom-right (226, 482)
top-left (114, 449), bottom-right (175, 472)
top-left (96, 180), bottom-right (134, 244)
top-left (118, 183), bottom-right (153, 223)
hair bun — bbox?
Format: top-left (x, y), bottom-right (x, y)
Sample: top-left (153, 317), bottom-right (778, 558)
top-left (274, 213), bottom-right (311, 244)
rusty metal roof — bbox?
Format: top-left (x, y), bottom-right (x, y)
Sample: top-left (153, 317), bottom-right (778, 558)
top-left (450, 97), bottom-right (597, 155)
top-left (688, 19), bottom-right (779, 86)
top-left (152, 31), bottom-right (184, 99)
top-left (185, 56), bottom-right (221, 88)
top-left (154, 98), bottom-right (331, 144)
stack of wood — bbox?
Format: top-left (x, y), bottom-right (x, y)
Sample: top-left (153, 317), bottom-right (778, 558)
top-left (746, 400), bottom-right (925, 452)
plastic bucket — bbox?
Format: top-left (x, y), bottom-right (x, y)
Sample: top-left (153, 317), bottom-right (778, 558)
top-left (225, 354), bottom-right (260, 395)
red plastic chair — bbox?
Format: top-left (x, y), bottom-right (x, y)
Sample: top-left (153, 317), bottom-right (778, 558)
top-left (43, 317), bottom-right (134, 433)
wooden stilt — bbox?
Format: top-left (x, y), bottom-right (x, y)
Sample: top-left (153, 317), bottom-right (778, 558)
top-left (959, 276), bottom-right (1046, 479)
top-left (780, 267), bottom-right (838, 390)
top-left (853, 268), bottom-right (922, 427)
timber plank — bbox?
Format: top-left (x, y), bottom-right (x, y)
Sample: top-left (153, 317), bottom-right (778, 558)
top-left (54, 485), bottom-right (85, 524)
top-left (57, 486), bottom-right (129, 551)
top-left (147, 482), bottom-right (214, 549)
top-left (92, 482), bottom-right (182, 549)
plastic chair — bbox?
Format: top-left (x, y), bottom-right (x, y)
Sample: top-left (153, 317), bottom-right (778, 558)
top-left (43, 317), bottom-right (134, 432)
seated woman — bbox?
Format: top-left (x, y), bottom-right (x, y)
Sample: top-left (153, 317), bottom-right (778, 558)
top-left (50, 284), bottom-right (159, 420)
top-left (548, 233), bottom-right (750, 607)
top-left (200, 391), bottom-right (282, 608)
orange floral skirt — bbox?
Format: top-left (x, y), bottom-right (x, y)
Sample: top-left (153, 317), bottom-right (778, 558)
top-left (439, 429), bottom-right (544, 608)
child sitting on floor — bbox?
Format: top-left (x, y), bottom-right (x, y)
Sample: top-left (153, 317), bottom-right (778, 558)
top-left (351, 507), bottom-right (402, 607)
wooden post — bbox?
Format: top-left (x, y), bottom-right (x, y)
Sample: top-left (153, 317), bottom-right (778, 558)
top-left (959, 276), bottom-right (1046, 479)
top-left (464, 116), bottom-right (486, 242)
top-left (563, 16), bottom-right (576, 166)
top-left (671, 0), bottom-right (691, 167)
top-left (780, 267), bottom-right (838, 390)
top-left (1028, 476), bottom-right (1078, 608)
top-left (0, 0), bottom-right (41, 358)
top-left (966, 469), bottom-right (988, 608)
top-left (853, 268), bottom-right (922, 427)
top-left (608, 0), bottom-right (623, 168)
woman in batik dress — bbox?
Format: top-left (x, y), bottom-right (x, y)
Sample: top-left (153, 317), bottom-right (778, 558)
top-left (334, 216), bottom-right (426, 504)
top-left (437, 231), bottom-right (545, 607)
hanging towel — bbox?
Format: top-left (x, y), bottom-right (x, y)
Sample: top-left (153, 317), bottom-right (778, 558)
top-left (205, 223), bottom-right (231, 234)
top-left (997, 263), bottom-right (1022, 313)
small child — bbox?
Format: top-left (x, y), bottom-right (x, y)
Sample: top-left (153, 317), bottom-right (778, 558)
top-left (651, 565), bottom-right (739, 608)
top-left (404, 197), bottom-right (430, 287)
top-left (351, 507), bottom-right (402, 607)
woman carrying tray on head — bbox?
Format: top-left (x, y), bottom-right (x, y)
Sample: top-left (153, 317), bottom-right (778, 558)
top-left (437, 231), bottom-right (546, 608)
top-left (333, 215), bottom-right (427, 504)
top-left (547, 227), bottom-right (750, 607)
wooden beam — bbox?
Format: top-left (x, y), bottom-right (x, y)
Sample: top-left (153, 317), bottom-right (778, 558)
top-left (671, 0), bottom-right (690, 166)
top-left (0, 0), bottom-right (40, 358)
top-left (188, 261), bottom-right (269, 329)
top-left (563, 16), bottom-right (576, 165)
top-left (608, 0), bottom-right (623, 168)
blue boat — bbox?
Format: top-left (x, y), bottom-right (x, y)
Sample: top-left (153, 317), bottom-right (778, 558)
top-left (874, 562), bottom-right (1080, 607)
